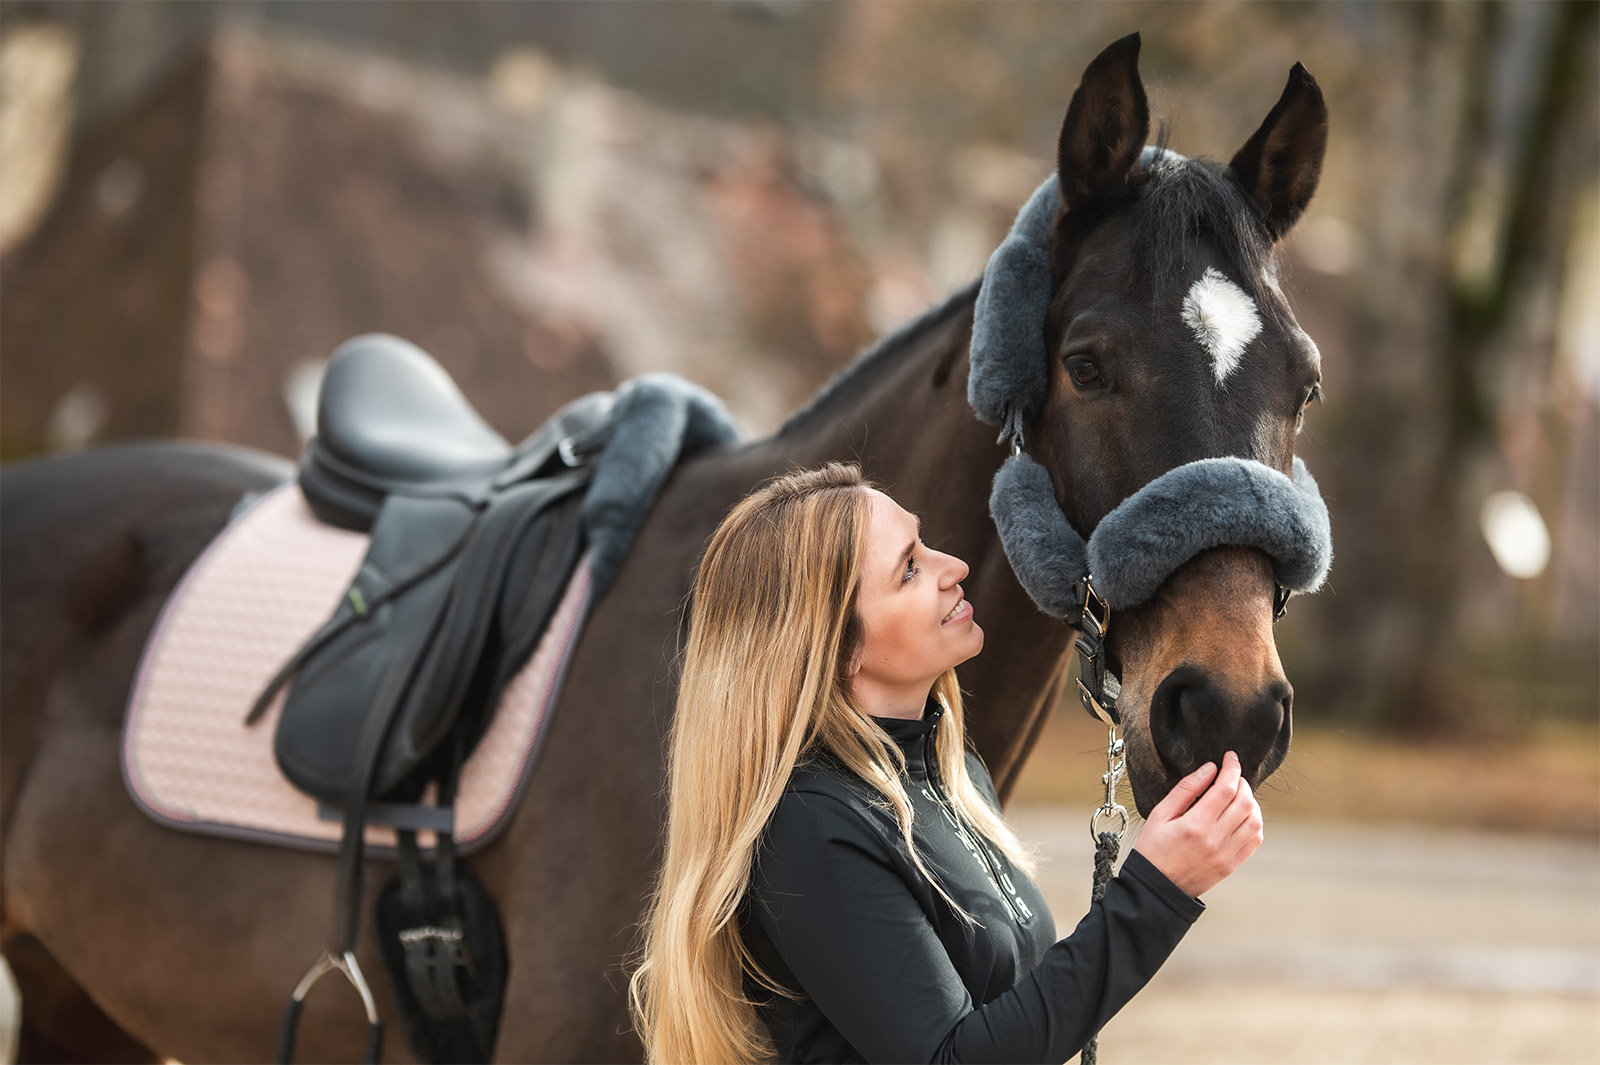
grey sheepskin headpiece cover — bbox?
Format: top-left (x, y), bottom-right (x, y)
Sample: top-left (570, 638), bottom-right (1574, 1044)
top-left (970, 154), bottom-right (1333, 618)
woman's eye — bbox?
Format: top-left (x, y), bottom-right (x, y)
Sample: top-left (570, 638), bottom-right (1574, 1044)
top-left (903, 556), bottom-right (918, 582)
top-left (1064, 355), bottom-right (1102, 389)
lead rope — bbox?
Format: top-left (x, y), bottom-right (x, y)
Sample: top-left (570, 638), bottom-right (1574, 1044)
top-left (1082, 724), bottom-right (1128, 1065)
top-left (1002, 427), bottom-right (1129, 1064)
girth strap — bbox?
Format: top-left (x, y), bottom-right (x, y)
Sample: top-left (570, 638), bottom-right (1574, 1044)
top-left (396, 830), bottom-right (472, 1023)
top-left (393, 732), bottom-right (472, 1025)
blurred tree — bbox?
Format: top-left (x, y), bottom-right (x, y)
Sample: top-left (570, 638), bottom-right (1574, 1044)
top-left (1308, 0), bottom-right (1598, 732)
top-left (1, 0), bottom-right (1594, 733)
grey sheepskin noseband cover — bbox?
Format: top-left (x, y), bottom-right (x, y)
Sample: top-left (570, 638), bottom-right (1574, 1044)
top-left (991, 453), bottom-right (1331, 616)
top-left (973, 159), bottom-right (1333, 618)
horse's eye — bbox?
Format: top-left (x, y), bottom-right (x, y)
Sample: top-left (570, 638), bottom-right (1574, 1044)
top-left (1295, 383), bottom-right (1324, 431)
top-left (1064, 355), bottom-right (1102, 389)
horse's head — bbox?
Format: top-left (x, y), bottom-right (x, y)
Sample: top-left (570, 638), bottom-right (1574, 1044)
top-left (1031, 34), bottom-right (1329, 814)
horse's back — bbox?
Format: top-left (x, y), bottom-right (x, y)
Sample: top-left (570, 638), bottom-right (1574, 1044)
top-left (0, 442), bottom-right (317, 1062)
top-left (0, 442), bottom-right (290, 840)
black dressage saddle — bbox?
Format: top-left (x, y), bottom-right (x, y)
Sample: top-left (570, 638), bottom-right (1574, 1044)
top-left (298, 333), bottom-right (615, 532)
top-left (252, 334), bottom-right (614, 1064)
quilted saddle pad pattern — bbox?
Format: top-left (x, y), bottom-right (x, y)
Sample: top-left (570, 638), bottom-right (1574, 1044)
top-left (123, 483), bottom-right (591, 855)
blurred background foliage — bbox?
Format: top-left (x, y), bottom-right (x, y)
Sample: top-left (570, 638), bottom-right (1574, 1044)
top-left (1, 0), bottom-right (1595, 748)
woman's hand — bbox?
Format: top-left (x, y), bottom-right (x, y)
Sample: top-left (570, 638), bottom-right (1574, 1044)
top-left (1132, 750), bottom-right (1263, 898)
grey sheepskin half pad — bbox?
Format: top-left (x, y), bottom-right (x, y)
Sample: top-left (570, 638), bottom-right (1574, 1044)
top-left (581, 373), bottom-right (740, 597)
top-left (990, 453), bottom-right (1332, 618)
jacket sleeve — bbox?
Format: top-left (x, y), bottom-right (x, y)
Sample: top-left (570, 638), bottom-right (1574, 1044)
top-left (749, 791), bottom-right (1203, 1064)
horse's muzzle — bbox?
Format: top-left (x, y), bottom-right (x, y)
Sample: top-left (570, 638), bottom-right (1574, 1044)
top-left (1147, 664), bottom-right (1293, 786)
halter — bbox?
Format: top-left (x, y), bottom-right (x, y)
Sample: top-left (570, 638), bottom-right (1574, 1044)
top-left (968, 164), bottom-right (1334, 1065)
top-left (970, 163), bottom-right (1333, 730)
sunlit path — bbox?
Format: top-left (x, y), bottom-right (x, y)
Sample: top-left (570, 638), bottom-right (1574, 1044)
top-left (1012, 808), bottom-right (1600, 1063)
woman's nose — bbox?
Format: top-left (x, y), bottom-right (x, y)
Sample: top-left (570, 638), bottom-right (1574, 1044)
top-left (938, 550), bottom-right (969, 586)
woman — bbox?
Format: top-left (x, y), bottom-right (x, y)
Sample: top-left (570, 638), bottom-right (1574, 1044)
top-left (629, 463), bottom-right (1262, 1063)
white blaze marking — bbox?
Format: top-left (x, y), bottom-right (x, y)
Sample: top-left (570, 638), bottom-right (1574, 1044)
top-left (1182, 266), bottom-right (1262, 385)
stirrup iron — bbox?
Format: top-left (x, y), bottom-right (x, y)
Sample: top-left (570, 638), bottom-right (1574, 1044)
top-left (277, 949), bottom-right (383, 1064)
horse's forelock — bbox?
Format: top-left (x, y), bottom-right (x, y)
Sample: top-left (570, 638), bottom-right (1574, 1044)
top-left (1131, 157), bottom-right (1276, 293)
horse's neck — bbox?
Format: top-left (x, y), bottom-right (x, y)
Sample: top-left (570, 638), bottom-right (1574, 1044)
top-left (770, 303), bottom-right (1006, 564)
top-left (744, 293), bottom-right (1076, 793)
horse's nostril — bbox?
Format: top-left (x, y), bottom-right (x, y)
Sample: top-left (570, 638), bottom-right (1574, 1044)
top-left (1248, 680), bottom-right (1292, 737)
top-left (1149, 666), bottom-right (1210, 774)
top-left (1238, 683), bottom-right (1290, 780)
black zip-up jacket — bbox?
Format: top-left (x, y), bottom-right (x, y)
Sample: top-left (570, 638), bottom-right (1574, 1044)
top-left (739, 703), bottom-right (1204, 1063)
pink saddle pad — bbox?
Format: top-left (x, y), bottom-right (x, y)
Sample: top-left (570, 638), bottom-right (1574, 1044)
top-left (122, 483), bottom-right (591, 855)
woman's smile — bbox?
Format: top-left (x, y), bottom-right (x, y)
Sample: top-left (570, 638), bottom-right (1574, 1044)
top-left (941, 594), bottom-right (972, 626)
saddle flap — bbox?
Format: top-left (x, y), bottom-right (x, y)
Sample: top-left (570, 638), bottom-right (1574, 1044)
top-left (275, 494), bottom-right (476, 802)
top-left (377, 475), bottom-right (588, 788)
top-left (273, 472), bottom-right (589, 807)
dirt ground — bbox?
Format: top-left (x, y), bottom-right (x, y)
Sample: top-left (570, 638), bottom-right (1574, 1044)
top-left (1008, 711), bottom-right (1600, 1065)
top-left (1086, 985), bottom-right (1599, 1064)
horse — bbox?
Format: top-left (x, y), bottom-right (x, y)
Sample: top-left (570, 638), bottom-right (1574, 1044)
top-left (0, 33), bottom-right (1327, 1063)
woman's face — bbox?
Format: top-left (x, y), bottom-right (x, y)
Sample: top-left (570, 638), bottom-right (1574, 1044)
top-left (850, 490), bottom-right (984, 716)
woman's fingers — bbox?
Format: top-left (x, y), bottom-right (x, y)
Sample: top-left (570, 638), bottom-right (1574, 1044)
top-left (1224, 779), bottom-right (1263, 848)
top-left (1222, 776), bottom-right (1257, 828)
top-left (1190, 750), bottom-right (1243, 821)
top-left (1147, 759), bottom-right (1219, 823)
top-left (1135, 752), bottom-right (1266, 897)
top-left (1218, 780), bottom-right (1264, 874)
top-left (1233, 825), bottom-right (1265, 863)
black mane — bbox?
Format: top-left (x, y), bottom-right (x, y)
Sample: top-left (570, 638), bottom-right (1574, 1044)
top-left (775, 278), bottom-right (983, 438)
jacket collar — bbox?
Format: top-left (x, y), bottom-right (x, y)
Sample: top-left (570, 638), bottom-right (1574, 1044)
top-left (869, 698), bottom-right (944, 776)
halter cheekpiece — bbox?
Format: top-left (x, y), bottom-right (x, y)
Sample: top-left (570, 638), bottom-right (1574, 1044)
top-left (968, 156), bottom-right (1333, 725)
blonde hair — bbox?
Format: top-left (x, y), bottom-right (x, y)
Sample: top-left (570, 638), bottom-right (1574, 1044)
top-left (628, 462), bottom-right (1036, 1064)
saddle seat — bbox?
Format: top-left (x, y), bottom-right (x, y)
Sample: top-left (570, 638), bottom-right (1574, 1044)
top-left (299, 334), bottom-right (614, 531)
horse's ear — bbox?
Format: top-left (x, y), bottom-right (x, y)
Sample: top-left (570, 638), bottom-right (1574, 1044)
top-left (1229, 63), bottom-right (1328, 239)
top-left (1057, 33), bottom-right (1150, 214)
